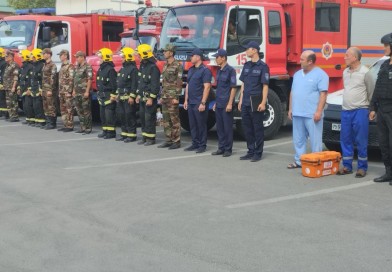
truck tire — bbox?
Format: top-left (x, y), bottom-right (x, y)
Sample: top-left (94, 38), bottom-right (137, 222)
top-left (179, 108), bottom-right (216, 131)
top-left (235, 90), bottom-right (283, 140)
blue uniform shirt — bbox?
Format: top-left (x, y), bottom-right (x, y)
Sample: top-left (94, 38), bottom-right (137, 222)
top-left (239, 60), bottom-right (270, 106)
top-left (187, 64), bottom-right (212, 104)
top-left (215, 64), bottom-right (237, 108)
top-left (292, 67), bottom-right (329, 118)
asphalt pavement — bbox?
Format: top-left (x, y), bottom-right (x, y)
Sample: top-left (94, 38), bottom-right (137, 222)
top-left (0, 118), bottom-right (391, 272)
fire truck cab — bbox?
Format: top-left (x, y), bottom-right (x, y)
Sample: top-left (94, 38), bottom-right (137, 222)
top-left (158, 0), bottom-right (392, 139)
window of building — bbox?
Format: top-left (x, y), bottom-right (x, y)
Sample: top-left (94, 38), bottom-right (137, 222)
top-left (102, 21), bottom-right (123, 42)
top-left (315, 2), bottom-right (340, 32)
top-left (268, 11), bottom-right (282, 44)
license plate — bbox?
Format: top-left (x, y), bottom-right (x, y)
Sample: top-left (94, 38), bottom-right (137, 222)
top-left (332, 123), bottom-right (341, 131)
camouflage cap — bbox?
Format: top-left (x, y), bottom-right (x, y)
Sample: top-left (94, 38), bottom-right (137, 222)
top-left (57, 49), bottom-right (69, 56)
top-left (42, 48), bottom-right (52, 55)
top-left (74, 51), bottom-right (86, 57)
top-left (163, 43), bottom-right (176, 52)
top-left (5, 50), bottom-right (14, 57)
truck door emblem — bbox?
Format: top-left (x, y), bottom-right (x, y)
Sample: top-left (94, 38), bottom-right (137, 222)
top-left (321, 42), bottom-right (333, 60)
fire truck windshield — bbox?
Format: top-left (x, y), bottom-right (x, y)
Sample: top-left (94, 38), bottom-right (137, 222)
top-left (121, 35), bottom-right (158, 52)
top-left (160, 4), bottom-right (225, 53)
top-left (0, 20), bottom-right (35, 48)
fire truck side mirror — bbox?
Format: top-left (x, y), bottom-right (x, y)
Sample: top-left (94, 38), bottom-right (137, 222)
top-left (42, 27), bottom-right (51, 42)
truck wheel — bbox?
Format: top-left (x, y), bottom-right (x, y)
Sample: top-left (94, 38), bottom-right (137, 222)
top-left (235, 90), bottom-right (283, 140)
top-left (179, 108), bottom-right (216, 131)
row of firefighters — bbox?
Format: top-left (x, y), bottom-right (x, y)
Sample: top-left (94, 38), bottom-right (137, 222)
top-left (0, 44), bottom-right (172, 145)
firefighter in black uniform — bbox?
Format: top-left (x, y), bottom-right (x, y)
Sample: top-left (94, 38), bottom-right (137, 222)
top-left (18, 50), bottom-right (34, 125)
top-left (0, 48), bottom-right (8, 117)
top-left (370, 33), bottom-right (392, 185)
top-left (96, 48), bottom-right (117, 139)
top-left (31, 48), bottom-right (46, 127)
top-left (116, 47), bottom-right (138, 143)
top-left (136, 44), bottom-right (161, 146)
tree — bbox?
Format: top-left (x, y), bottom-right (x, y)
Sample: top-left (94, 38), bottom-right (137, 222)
top-left (8, 0), bottom-right (55, 10)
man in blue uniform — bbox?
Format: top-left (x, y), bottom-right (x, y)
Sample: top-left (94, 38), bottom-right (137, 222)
top-left (183, 48), bottom-right (212, 153)
top-left (211, 49), bottom-right (236, 157)
top-left (238, 41), bottom-right (269, 162)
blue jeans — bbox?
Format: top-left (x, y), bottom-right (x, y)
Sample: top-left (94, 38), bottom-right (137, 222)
top-left (292, 116), bottom-right (323, 165)
top-left (340, 109), bottom-right (369, 171)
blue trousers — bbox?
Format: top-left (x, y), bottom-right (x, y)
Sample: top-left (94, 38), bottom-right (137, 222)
top-left (215, 107), bottom-right (233, 152)
top-left (340, 109), bottom-right (369, 171)
top-left (241, 105), bottom-right (264, 157)
top-left (188, 104), bottom-right (208, 149)
top-left (292, 116), bottom-right (323, 165)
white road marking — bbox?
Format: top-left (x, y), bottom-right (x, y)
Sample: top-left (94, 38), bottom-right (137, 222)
top-left (0, 137), bottom-right (98, 146)
top-left (226, 180), bottom-right (375, 209)
top-left (263, 140), bottom-right (292, 148)
top-left (65, 153), bottom-right (212, 170)
top-left (0, 124), bottom-right (22, 128)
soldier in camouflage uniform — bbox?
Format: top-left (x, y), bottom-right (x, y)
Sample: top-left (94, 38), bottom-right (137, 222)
top-left (158, 44), bottom-right (183, 149)
top-left (41, 48), bottom-right (58, 130)
top-left (57, 49), bottom-right (75, 132)
top-left (18, 50), bottom-right (34, 125)
top-left (115, 47), bottom-right (138, 142)
top-left (30, 48), bottom-right (46, 127)
top-left (0, 48), bottom-right (7, 117)
top-left (3, 50), bottom-right (20, 122)
top-left (73, 51), bottom-right (93, 134)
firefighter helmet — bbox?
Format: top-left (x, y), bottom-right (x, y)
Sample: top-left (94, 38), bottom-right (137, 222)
top-left (97, 48), bottom-right (113, 62)
top-left (120, 47), bottom-right (135, 61)
top-left (31, 48), bottom-right (43, 61)
top-left (137, 44), bottom-right (153, 59)
top-left (0, 47), bottom-right (5, 58)
top-left (20, 49), bottom-right (31, 61)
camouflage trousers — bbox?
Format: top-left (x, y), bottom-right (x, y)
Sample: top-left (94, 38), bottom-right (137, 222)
top-left (0, 89), bottom-right (7, 115)
top-left (59, 92), bottom-right (74, 128)
top-left (74, 94), bottom-right (92, 131)
top-left (42, 91), bottom-right (56, 117)
top-left (5, 90), bottom-right (19, 119)
top-left (161, 98), bottom-right (181, 143)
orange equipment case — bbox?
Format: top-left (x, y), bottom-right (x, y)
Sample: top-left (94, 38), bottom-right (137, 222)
top-left (300, 151), bottom-right (342, 178)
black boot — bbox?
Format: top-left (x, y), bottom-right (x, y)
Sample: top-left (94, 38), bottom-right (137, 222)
top-left (98, 131), bottom-right (107, 138)
top-left (104, 131), bottom-right (116, 139)
top-left (41, 117), bottom-right (49, 129)
top-left (52, 116), bottom-right (57, 128)
top-left (374, 167), bottom-right (392, 183)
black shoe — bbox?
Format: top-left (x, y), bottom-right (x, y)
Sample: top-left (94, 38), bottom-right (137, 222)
top-left (104, 133), bottom-right (116, 139)
top-left (211, 149), bottom-right (224, 155)
top-left (9, 118), bottom-right (19, 122)
top-left (40, 124), bottom-right (47, 129)
top-left (39, 123), bottom-right (46, 128)
top-left (240, 154), bottom-right (253, 160)
top-left (168, 142), bottom-right (181, 150)
top-left (116, 136), bottom-right (126, 141)
top-left (158, 142), bottom-right (172, 148)
top-left (57, 127), bottom-right (66, 131)
top-left (144, 140), bottom-right (156, 146)
top-left (75, 129), bottom-right (85, 134)
top-left (63, 128), bottom-right (74, 132)
top-left (374, 173), bottom-right (392, 183)
top-left (124, 137), bottom-right (136, 143)
top-left (82, 130), bottom-right (92, 135)
top-left (98, 131), bottom-right (106, 138)
top-left (196, 147), bottom-right (206, 153)
top-left (184, 145), bottom-right (197, 151)
top-left (250, 155), bottom-right (262, 162)
top-left (44, 124), bottom-right (56, 130)
top-left (222, 151), bottom-right (232, 157)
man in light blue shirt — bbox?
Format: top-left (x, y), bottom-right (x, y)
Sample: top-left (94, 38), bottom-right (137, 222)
top-left (287, 50), bottom-right (329, 168)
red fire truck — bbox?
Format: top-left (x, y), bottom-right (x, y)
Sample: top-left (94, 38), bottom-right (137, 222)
top-left (157, 0), bottom-right (392, 139)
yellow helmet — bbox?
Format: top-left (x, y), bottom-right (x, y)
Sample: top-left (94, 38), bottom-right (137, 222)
top-left (137, 44), bottom-right (153, 59)
top-left (120, 47), bottom-right (135, 61)
top-left (0, 48), bottom-right (5, 58)
top-left (19, 49), bottom-right (31, 61)
top-left (97, 48), bottom-right (113, 62)
top-left (31, 48), bottom-right (43, 61)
